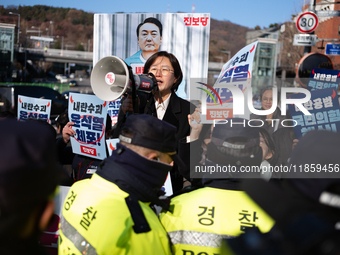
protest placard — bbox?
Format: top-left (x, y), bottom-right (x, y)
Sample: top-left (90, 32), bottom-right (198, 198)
top-left (17, 95), bottom-right (51, 122)
top-left (191, 42), bottom-right (258, 123)
top-left (288, 88), bottom-right (340, 138)
top-left (307, 68), bottom-right (340, 91)
top-left (68, 92), bottom-right (108, 160)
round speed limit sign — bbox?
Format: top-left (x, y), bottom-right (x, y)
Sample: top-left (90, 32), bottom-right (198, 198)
top-left (296, 11), bottom-right (318, 33)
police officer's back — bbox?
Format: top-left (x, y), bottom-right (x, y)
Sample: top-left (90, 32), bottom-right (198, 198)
top-left (58, 114), bottom-right (186, 255)
top-left (159, 118), bottom-right (274, 255)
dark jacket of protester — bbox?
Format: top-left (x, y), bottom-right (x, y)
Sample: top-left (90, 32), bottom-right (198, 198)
top-left (112, 51), bottom-right (195, 193)
top-left (56, 136), bottom-right (104, 182)
top-left (250, 107), bottom-right (290, 136)
top-left (56, 135), bottom-right (104, 183)
top-left (113, 90), bottom-right (194, 192)
top-left (0, 119), bottom-right (59, 255)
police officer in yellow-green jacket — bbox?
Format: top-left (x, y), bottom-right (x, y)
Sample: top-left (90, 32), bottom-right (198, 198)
top-left (59, 114), bottom-right (188, 255)
top-left (159, 118), bottom-right (275, 255)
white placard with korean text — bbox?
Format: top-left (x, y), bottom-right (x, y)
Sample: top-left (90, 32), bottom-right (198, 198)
top-left (68, 93), bottom-right (108, 160)
top-left (192, 42), bottom-right (258, 123)
top-left (17, 95), bottom-right (51, 122)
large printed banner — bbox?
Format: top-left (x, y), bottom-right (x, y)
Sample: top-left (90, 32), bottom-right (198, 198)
top-left (17, 95), bottom-right (51, 122)
top-left (191, 42), bottom-right (258, 123)
top-left (93, 12), bottom-right (210, 100)
top-left (288, 88), bottom-right (340, 139)
top-left (307, 68), bottom-right (340, 91)
top-left (68, 93), bottom-right (108, 160)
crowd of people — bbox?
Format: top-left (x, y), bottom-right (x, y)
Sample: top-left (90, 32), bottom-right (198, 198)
top-left (1, 51), bottom-right (340, 255)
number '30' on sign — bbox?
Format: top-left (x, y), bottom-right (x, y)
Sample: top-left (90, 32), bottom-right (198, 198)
top-left (296, 11), bottom-right (318, 33)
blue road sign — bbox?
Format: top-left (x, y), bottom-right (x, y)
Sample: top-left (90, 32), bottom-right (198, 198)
top-left (326, 43), bottom-right (340, 55)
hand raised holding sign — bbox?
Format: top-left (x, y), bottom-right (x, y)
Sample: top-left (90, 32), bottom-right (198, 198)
top-left (62, 121), bottom-right (76, 144)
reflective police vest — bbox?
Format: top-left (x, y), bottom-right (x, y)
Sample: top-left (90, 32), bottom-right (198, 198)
top-left (159, 187), bottom-right (274, 255)
top-left (59, 174), bottom-right (172, 255)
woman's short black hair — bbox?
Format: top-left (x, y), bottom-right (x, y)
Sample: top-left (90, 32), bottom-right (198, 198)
top-left (143, 51), bottom-right (183, 92)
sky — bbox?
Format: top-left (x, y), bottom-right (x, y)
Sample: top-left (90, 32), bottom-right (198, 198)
top-left (3, 0), bottom-right (305, 28)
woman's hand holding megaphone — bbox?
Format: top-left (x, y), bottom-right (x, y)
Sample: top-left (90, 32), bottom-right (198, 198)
top-left (121, 94), bottom-right (134, 115)
top-left (121, 93), bottom-right (141, 115)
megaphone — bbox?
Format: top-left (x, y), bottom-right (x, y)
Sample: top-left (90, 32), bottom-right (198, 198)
top-left (90, 56), bottom-right (157, 102)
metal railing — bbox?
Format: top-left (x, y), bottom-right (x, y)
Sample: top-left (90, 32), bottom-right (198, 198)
top-left (0, 82), bottom-right (70, 94)
top-left (19, 47), bottom-right (93, 60)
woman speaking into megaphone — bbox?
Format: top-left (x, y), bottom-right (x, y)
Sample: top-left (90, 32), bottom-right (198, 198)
top-left (113, 51), bottom-right (200, 192)
top-left (121, 51), bottom-right (182, 116)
